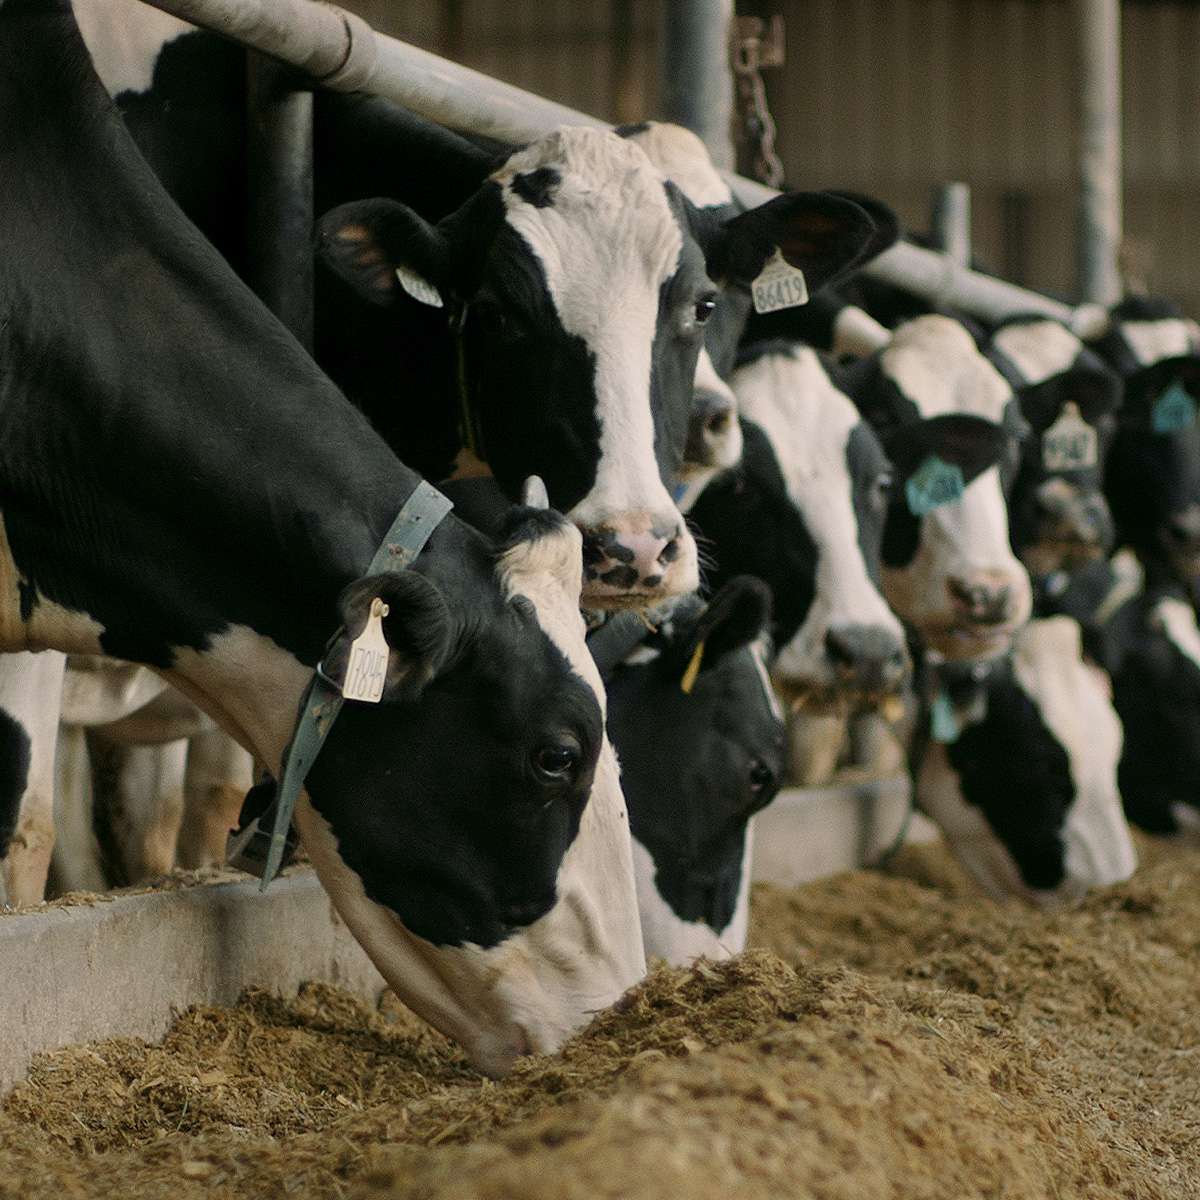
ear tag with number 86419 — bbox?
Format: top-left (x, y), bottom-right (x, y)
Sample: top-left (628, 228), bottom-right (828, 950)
top-left (751, 247), bottom-right (809, 314)
top-left (342, 598), bottom-right (390, 703)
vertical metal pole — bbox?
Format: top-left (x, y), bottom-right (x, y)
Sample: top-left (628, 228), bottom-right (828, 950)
top-left (247, 54), bottom-right (314, 352)
top-left (930, 183), bottom-right (972, 267)
top-left (661, 0), bottom-right (736, 172)
top-left (1073, 0), bottom-right (1123, 305)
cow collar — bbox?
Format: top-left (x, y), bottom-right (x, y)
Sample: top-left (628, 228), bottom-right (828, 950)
top-left (229, 480), bottom-right (454, 888)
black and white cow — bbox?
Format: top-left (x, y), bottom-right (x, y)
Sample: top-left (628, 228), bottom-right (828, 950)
top-left (686, 342), bottom-right (910, 783)
top-left (982, 315), bottom-right (1123, 612)
top-left (588, 577), bottom-right (783, 964)
top-left (2, 0), bottom-right (646, 1077)
top-left (914, 614), bottom-right (1134, 905)
top-left (74, 5), bottom-right (881, 610)
top-left (1093, 296), bottom-right (1200, 607)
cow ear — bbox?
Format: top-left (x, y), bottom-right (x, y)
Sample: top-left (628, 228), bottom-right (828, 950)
top-left (322, 572), bottom-right (455, 703)
top-left (668, 575), bottom-right (772, 682)
top-left (822, 190), bottom-right (902, 266)
top-left (315, 198), bottom-right (452, 308)
top-left (701, 191), bottom-right (877, 293)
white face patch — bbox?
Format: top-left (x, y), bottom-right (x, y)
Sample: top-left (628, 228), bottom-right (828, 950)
top-left (1120, 317), bottom-right (1200, 367)
top-left (881, 314), bottom-right (1013, 422)
top-left (733, 347), bottom-right (905, 690)
top-left (992, 319), bottom-right (1082, 387)
top-left (1152, 594), bottom-right (1200, 671)
top-left (492, 130), bottom-right (688, 530)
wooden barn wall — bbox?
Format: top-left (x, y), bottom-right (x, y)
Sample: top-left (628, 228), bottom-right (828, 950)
top-left (338, 0), bottom-right (1200, 318)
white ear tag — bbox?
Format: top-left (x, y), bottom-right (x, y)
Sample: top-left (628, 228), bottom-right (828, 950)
top-left (1042, 402), bottom-right (1097, 471)
top-left (905, 454), bottom-right (965, 516)
top-left (751, 247), bottom-right (808, 314)
top-left (342, 598), bottom-right (390, 703)
top-left (395, 264), bottom-right (444, 309)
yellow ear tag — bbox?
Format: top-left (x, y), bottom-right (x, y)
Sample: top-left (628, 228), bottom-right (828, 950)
top-left (680, 639), bottom-right (707, 694)
top-left (342, 598), bottom-right (390, 703)
top-left (751, 247), bottom-right (808, 314)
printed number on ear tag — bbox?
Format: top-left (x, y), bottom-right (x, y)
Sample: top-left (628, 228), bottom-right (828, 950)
top-left (395, 265), bottom-right (444, 309)
top-left (1042, 402), bottom-right (1097, 471)
top-left (1152, 381), bottom-right (1198, 433)
top-left (751, 248), bottom-right (808, 314)
top-left (905, 455), bottom-right (964, 517)
top-left (342, 598), bottom-right (390, 703)
top-left (931, 690), bottom-right (961, 743)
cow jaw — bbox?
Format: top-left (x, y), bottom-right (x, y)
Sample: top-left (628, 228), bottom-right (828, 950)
top-left (294, 743), bottom-right (643, 1077)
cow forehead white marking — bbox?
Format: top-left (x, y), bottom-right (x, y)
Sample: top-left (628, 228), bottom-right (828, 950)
top-left (1120, 317), bottom-right (1200, 366)
top-left (620, 122), bottom-right (734, 209)
top-left (882, 314), bottom-right (1012, 422)
top-left (1153, 594), bottom-right (1200, 671)
top-left (992, 320), bottom-right (1082, 387)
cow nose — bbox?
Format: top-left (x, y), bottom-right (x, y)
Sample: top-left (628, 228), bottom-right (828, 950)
top-left (685, 387), bottom-right (740, 470)
top-left (582, 521), bottom-right (686, 591)
top-left (1164, 506), bottom-right (1200, 557)
top-left (946, 576), bottom-right (1014, 626)
top-left (1035, 483), bottom-right (1112, 551)
top-left (824, 624), bottom-right (911, 692)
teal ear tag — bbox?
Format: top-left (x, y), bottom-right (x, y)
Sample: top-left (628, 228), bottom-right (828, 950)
top-left (1151, 382), bottom-right (1197, 433)
top-left (905, 455), bottom-right (965, 517)
top-left (931, 690), bottom-right (961, 743)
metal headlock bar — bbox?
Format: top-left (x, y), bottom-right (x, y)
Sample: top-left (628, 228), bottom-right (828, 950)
top-left (140, 0), bottom-right (1091, 331)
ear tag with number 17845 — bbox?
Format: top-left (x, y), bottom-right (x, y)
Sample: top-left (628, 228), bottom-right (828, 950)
top-left (342, 598), bottom-right (390, 703)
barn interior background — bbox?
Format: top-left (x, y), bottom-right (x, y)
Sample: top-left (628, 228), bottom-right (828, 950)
top-left (331, 0), bottom-right (1200, 321)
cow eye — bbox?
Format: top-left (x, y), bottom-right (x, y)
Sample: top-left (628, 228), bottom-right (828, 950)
top-left (749, 760), bottom-right (775, 792)
top-left (532, 741), bottom-right (580, 782)
top-left (694, 294), bottom-right (718, 325)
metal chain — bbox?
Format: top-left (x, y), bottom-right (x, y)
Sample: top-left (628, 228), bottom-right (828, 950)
top-left (731, 15), bottom-right (786, 190)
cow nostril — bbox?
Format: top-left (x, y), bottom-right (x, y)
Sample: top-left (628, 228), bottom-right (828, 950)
top-left (948, 578), bottom-right (1011, 623)
top-left (706, 410), bottom-right (731, 436)
top-left (657, 527), bottom-right (683, 565)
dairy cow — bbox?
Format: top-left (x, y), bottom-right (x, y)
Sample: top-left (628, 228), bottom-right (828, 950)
top-left (1, 0), bottom-right (646, 1076)
top-left (588, 578), bottom-right (783, 964)
top-left (915, 615), bottom-right (1134, 905)
top-left (686, 343), bottom-right (909, 783)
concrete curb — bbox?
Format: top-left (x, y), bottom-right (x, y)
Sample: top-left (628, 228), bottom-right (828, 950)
top-left (0, 868), bottom-right (385, 1088)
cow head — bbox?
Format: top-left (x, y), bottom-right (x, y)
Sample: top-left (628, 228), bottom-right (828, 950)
top-left (1093, 297), bottom-right (1200, 606)
top-left (724, 342), bottom-right (909, 712)
top-left (844, 314), bottom-right (1033, 664)
top-left (316, 127), bottom-right (876, 610)
top-left (917, 615), bottom-right (1135, 906)
top-left (591, 576), bottom-right (782, 964)
top-left (295, 498), bottom-right (645, 1077)
top-left (983, 316), bottom-right (1122, 605)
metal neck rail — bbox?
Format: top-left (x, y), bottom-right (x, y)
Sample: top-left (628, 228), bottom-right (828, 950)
top-left (139, 0), bottom-right (1095, 332)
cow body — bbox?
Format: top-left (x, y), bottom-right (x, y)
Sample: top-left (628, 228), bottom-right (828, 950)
top-left (1, 0), bottom-right (645, 1077)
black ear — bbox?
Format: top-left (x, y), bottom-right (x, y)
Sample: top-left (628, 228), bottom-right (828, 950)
top-left (700, 191), bottom-right (876, 293)
top-left (823, 190), bottom-right (902, 266)
top-left (667, 575), bottom-right (772, 681)
top-left (322, 572), bottom-right (455, 702)
top-left (315, 198), bottom-right (452, 307)
top-left (886, 413), bottom-right (1010, 487)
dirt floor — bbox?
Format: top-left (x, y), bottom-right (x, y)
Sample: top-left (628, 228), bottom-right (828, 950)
top-left (2, 831), bottom-right (1199, 1199)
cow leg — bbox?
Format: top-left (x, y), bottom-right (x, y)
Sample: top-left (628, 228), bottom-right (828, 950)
top-left (92, 735), bottom-right (188, 883)
top-left (0, 650), bottom-right (67, 907)
top-left (49, 723), bottom-right (108, 896)
top-left (176, 727), bottom-right (254, 868)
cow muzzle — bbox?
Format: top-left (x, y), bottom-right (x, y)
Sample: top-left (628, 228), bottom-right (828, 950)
top-left (580, 514), bottom-right (699, 608)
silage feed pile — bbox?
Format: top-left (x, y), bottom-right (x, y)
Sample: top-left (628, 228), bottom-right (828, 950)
top-left (2, 833), bottom-right (1199, 1199)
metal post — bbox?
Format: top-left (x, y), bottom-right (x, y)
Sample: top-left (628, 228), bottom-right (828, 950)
top-left (1073, 0), bottom-right (1123, 305)
top-left (930, 183), bottom-right (971, 268)
top-left (661, 0), bottom-right (735, 172)
top-left (247, 54), bottom-right (313, 351)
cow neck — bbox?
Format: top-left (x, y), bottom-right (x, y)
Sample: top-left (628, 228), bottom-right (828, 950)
top-left (241, 480), bottom-right (455, 888)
